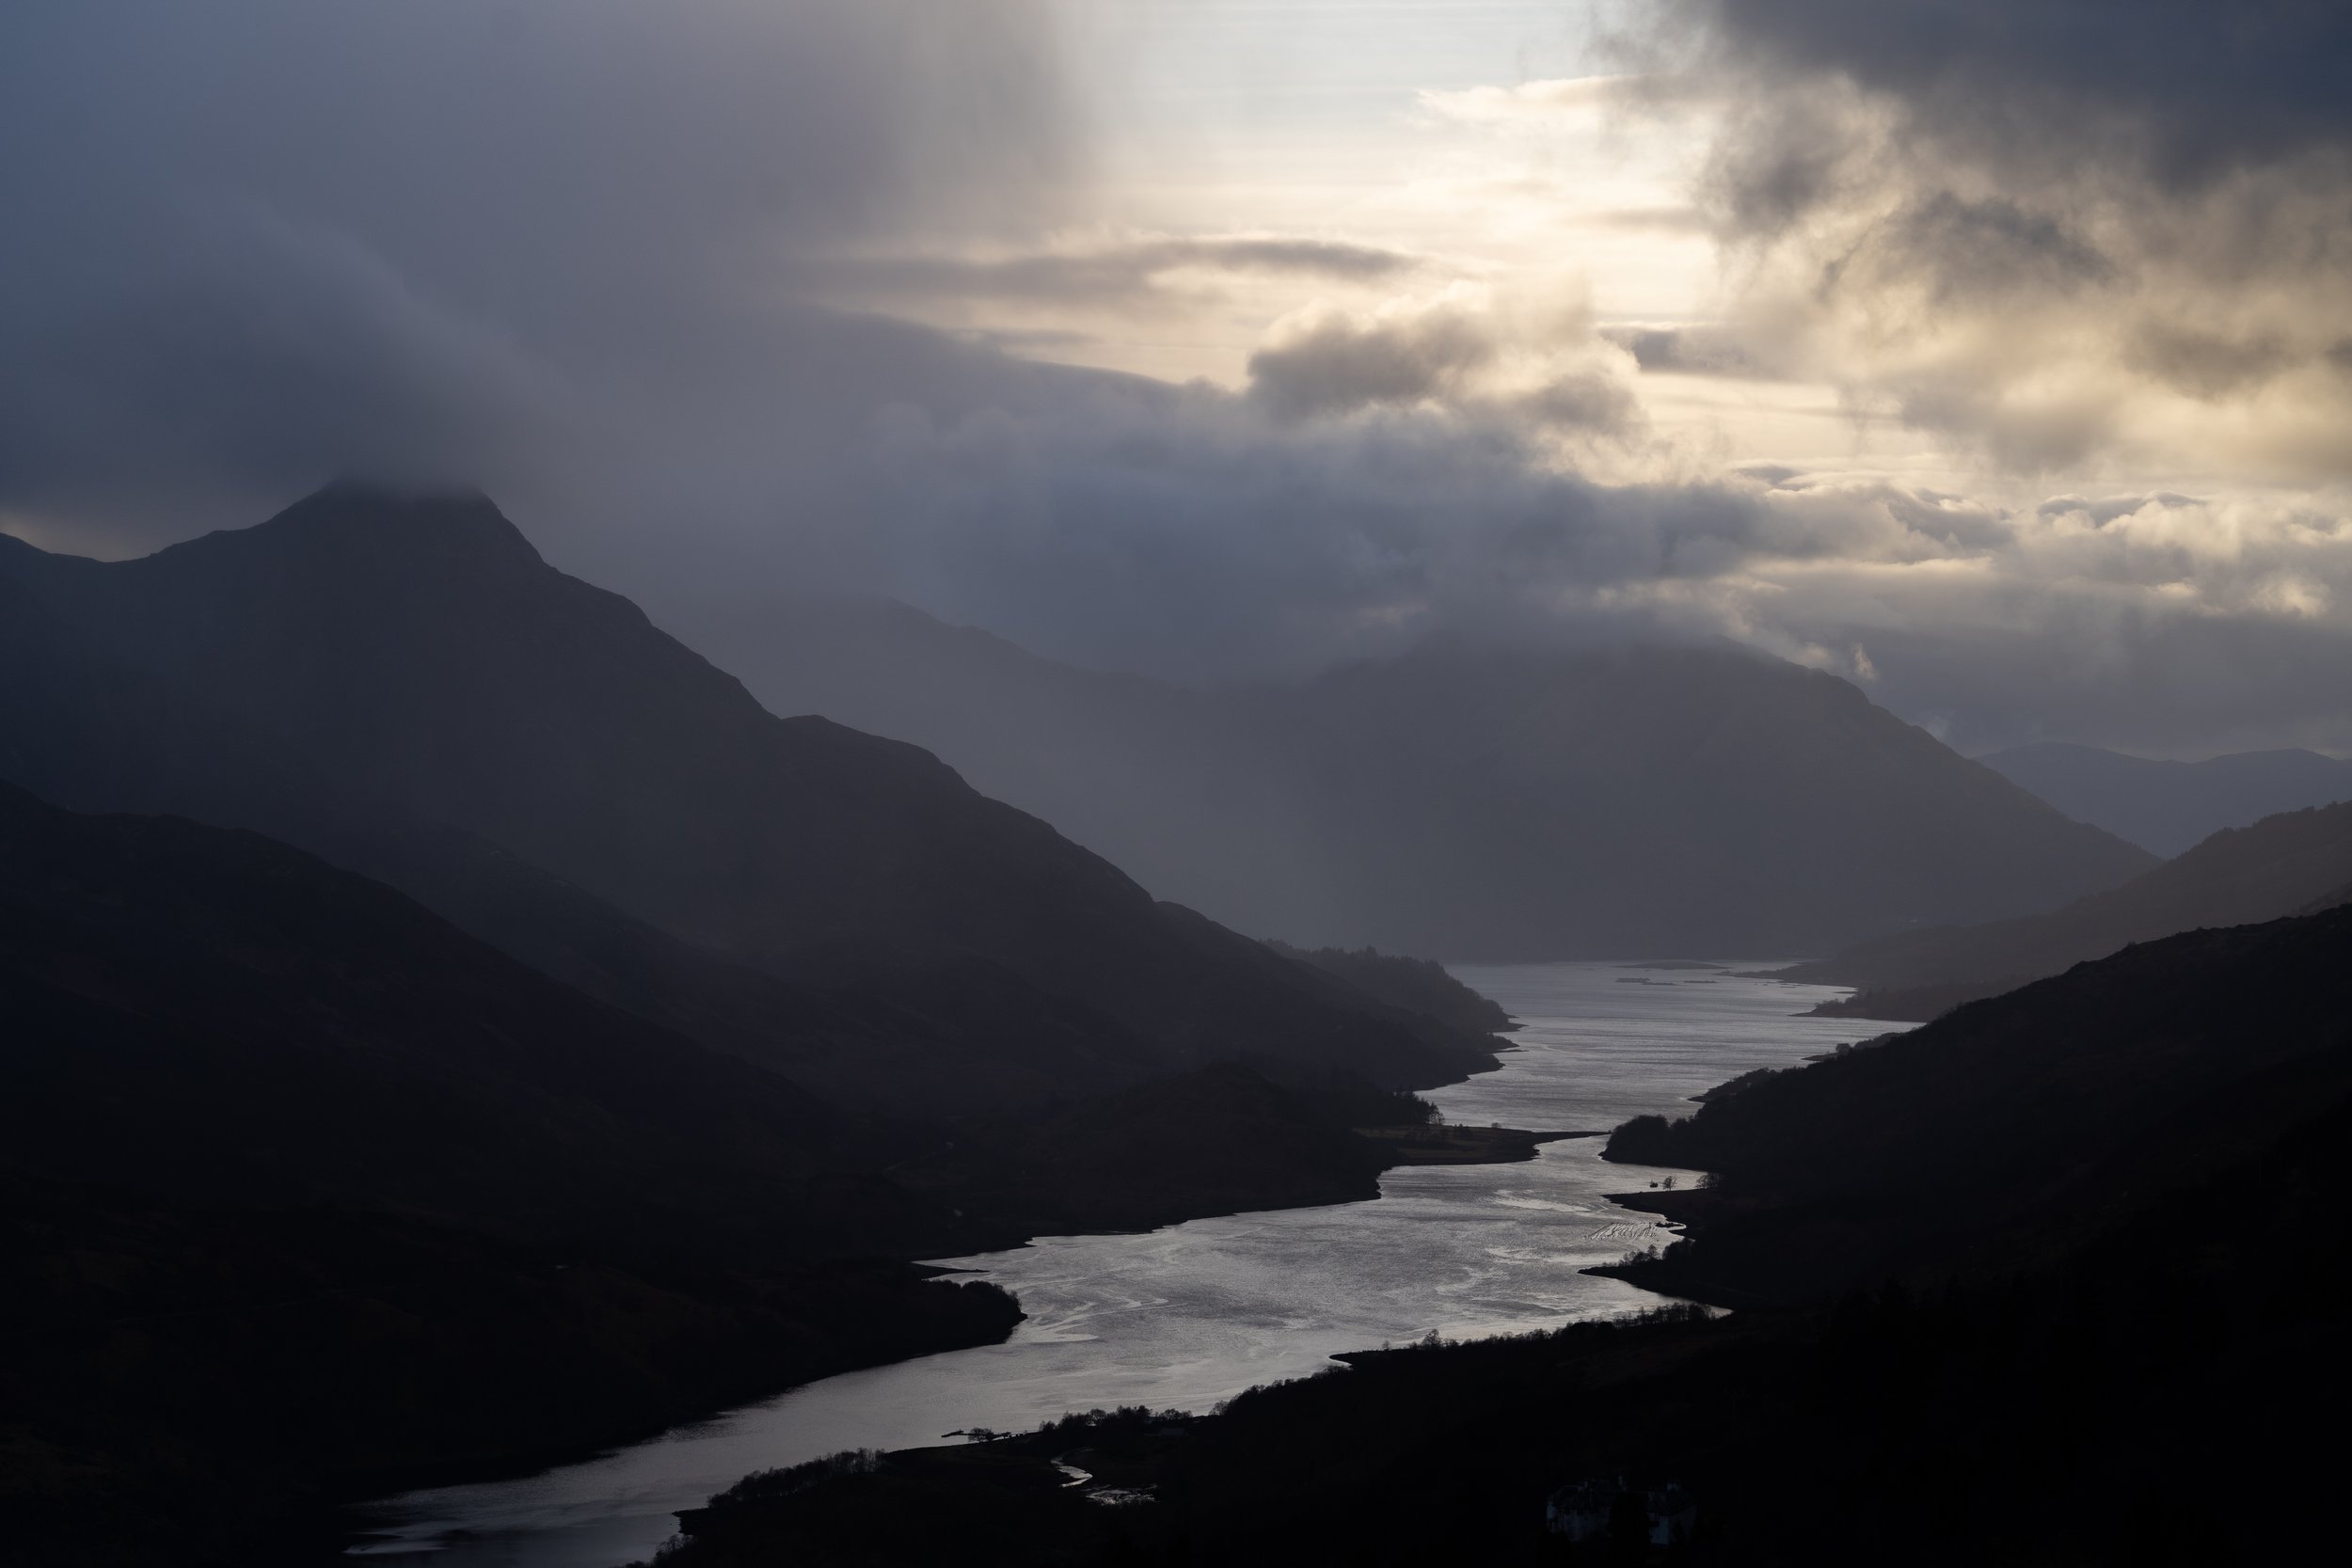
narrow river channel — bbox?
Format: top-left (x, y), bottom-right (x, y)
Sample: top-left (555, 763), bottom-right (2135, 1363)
top-left (348, 961), bottom-right (1858, 1566)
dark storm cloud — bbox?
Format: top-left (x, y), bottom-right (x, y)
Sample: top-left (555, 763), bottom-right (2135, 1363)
top-left (839, 409), bottom-right (2352, 752)
top-left (1242, 289), bottom-right (1641, 432)
top-left (847, 381), bottom-right (1769, 680)
top-left (0, 0), bottom-right (1075, 529)
top-left (2127, 325), bottom-right (2300, 401)
top-left (4, 0), bottom-right (2348, 756)
top-left (1689, 0), bottom-right (2352, 190)
top-left (1869, 194), bottom-right (2114, 306)
top-left (1659, 0), bottom-right (2352, 478)
top-left (0, 0), bottom-right (1641, 625)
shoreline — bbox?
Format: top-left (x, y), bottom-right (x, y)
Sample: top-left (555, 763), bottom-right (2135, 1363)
top-left (339, 965), bottom-right (1848, 1564)
top-left (327, 1289), bottom-right (1018, 1561)
top-left (1578, 1184), bottom-right (1775, 1308)
top-left (333, 1082), bottom-right (1571, 1557)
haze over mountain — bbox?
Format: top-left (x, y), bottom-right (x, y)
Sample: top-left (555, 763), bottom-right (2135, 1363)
top-left (1781, 799), bottom-right (2352, 1021)
top-left (0, 483), bottom-right (1497, 1113)
top-left (1979, 741), bottom-right (2352, 856)
top-left (693, 595), bottom-right (2153, 959)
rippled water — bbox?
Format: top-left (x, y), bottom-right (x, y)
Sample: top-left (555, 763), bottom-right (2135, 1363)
top-left (346, 961), bottom-right (1857, 1566)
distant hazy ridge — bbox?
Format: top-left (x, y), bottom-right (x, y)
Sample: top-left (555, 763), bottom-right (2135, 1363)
top-left (1980, 740), bottom-right (2352, 855)
top-left (1781, 798), bottom-right (2352, 1018)
top-left (694, 596), bottom-right (2153, 959)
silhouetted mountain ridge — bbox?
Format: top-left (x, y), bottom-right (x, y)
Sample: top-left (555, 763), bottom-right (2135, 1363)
top-left (1264, 941), bottom-right (1512, 1033)
top-left (0, 548), bottom-right (1145, 1120)
top-left (1780, 798), bottom-right (2352, 1019)
top-left (0, 484), bottom-right (1497, 1107)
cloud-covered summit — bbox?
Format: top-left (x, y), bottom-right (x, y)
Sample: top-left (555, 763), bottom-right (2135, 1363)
top-left (0, 0), bottom-right (1076, 529)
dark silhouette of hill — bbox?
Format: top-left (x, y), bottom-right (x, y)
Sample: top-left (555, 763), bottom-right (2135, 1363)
top-left (0, 1166), bottom-right (1025, 1568)
top-left (0, 783), bottom-right (1024, 1561)
top-left (1980, 739), bottom-right (2352, 855)
top-left (1265, 942), bottom-right (1512, 1033)
top-left (0, 781), bottom-right (890, 1258)
top-left (694, 595), bottom-right (2152, 958)
top-left (1608, 903), bottom-right (2352, 1305)
top-left (0, 484), bottom-right (1496, 1107)
top-left (0, 559), bottom-right (1171, 1121)
top-left (1779, 798), bottom-right (2352, 1019)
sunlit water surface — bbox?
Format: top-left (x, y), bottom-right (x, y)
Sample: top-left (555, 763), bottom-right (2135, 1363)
top-left (347, 962), bottom-right (1857, 1566)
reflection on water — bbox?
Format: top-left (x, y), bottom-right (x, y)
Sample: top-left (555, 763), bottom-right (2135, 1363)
top-left (346, 962), bottom-right (1858, 1567)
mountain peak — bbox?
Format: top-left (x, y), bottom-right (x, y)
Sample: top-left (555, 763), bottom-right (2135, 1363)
top-left (205, 479), bottom-right (547, 573)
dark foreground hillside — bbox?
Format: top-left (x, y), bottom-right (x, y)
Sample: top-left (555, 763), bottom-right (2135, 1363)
top-left (0, 786), bottom-right (1506, 1567)
top-left (1615, 904), bottom-right (2352, 1304)
top-left (0, 1175), bottom-right (1017, 1568)
top-left (0, 784), bottom-right (1019, 1564)
top-left (657, 906), bottom-right (2352, 1565)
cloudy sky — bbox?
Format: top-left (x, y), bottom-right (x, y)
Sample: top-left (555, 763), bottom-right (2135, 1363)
top-left (4, 1), bottom-right (2348, 755)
